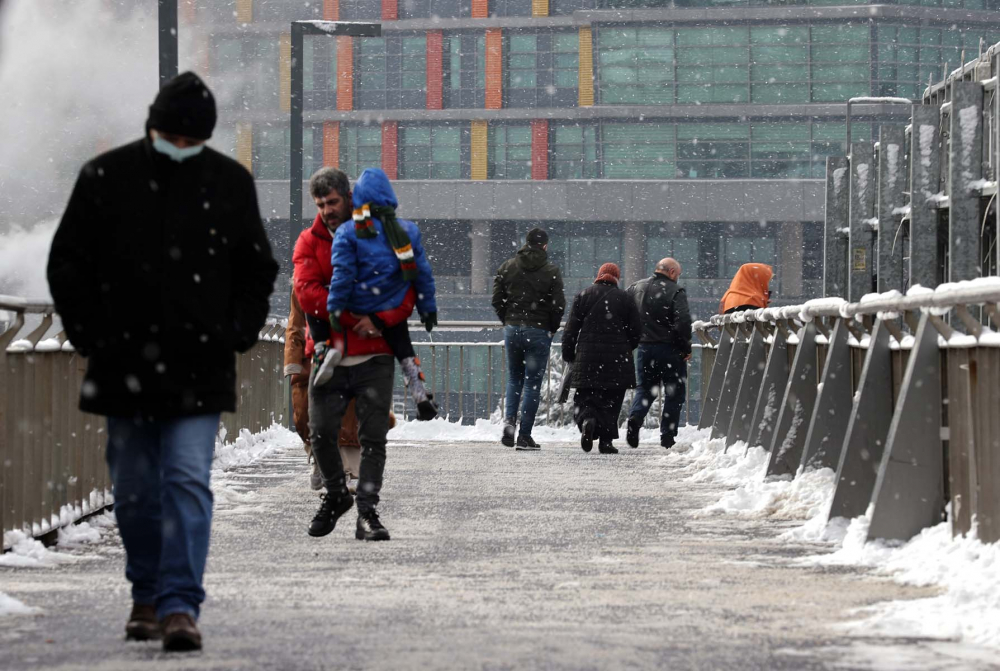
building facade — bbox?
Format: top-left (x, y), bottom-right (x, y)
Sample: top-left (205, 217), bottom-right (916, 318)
top-left (186, 0), bottom-right (1000, 319)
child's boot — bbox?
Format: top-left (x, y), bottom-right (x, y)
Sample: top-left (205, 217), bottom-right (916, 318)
top-left (400, 356), bottom-right (438, 421)
top-left (312, 334), bottom-right (344, 388)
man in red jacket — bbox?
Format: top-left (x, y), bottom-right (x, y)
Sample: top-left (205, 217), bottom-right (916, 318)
top-left (293, 168), bottom-right (411, 538)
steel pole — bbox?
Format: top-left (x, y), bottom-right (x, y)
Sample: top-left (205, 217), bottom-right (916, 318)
top-left (158, 0), bottom-right (178, 88)
top-left (289, 23), bottom-right (305, 275)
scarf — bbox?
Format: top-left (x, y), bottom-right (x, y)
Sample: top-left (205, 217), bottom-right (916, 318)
top-left (353, 203), bottom-right (417, 281)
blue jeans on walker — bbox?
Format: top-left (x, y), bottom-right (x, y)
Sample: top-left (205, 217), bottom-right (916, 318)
top-left (504, 325), bottom-right (552, 438)
top-left (106, 413), bottom-right (219, 621)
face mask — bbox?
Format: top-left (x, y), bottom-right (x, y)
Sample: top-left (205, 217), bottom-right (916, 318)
top-left (152, 134), bottom-right (205, 163)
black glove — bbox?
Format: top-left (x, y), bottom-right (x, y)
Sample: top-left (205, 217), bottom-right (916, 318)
top-left (420, 312), bottom-right (437, 332)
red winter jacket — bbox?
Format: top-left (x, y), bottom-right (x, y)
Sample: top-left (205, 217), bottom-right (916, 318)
top-left (292, 214), bottom-right (415, 358)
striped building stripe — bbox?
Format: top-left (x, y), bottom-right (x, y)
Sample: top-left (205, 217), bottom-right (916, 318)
top-left (531, 0), bottom-right (549, 18)
top-left (426, 30), bottom-right (443, 110)
top-left (323, 0), bottom-right (338, 20)
top-left (471, 0), bottom-right (488, 19)
top-left (531, 120), bottom-right (548, 180)
top-left (323, 121), bottom-right (340, 168)
top-left (236, 0), bottom-right (252, 23)
top-left (236, 122), bottom-right (253, 173)
top-left (279, 33), bottom-right (291, 113)
top-left (382, 121), bottom-right (398, 180)
top-left (578, 26), bottom-right (594, 107)
top-left (382, 0), bottom-right (398, 20)
top-left (485, 29), bottom-right (503, 110)
top-left (336, 36), bottom-right (353, 111)
top-left (471, 120), bottom-right (488, 180)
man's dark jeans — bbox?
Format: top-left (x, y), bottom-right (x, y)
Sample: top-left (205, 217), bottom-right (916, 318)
top-left (628, 343), bottom-right (688, 441)
top-left (309, 356), bottom-right (394, 514)
top-left (503, 325), bottom-right (552, 438)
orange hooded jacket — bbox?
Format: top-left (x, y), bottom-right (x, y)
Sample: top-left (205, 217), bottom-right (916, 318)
top-left (719, 263), bottom-right (773, 313)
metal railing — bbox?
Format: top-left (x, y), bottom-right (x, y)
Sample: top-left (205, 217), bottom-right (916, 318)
top-left (0, 296), bottom-right (288, 551)
top-left (392, 335), bottom-right (705, 428)
top-left (693, 280), bottom-right (1000, 544)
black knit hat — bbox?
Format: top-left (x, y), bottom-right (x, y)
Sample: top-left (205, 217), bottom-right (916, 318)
top-left (526, 228), bottom-right (548, 247)
top-left (147, 72), bottom-right (217, 141)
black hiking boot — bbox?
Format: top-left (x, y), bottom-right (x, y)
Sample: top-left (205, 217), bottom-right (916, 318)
top-left (501, 418), bottom-right (516, 447)
top-left (515, 434), bottom-right (540, 451)
top-left (308, 492), bottom-right (354, 537)
top-left (660, 435), bottom-right (675, 450)
top-left (125, 603), bottom-right (160, 641)
top-left (580, 419), bottom-right (596, 453)
top-left (160, 613), bottom-right (201, 652)
top-left (626, 416), bottom-right (641, 448)
top-left (598, 439), bottom-right (619, 454)
top-left (356, 510), bottom-right (391, 541)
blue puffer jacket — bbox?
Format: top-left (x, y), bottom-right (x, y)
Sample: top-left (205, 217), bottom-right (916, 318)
top-left (327, 168), bottom-right (437, 317)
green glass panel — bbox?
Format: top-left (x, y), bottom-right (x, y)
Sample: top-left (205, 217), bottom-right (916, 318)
top-left (403, 37), bottom-right (426, 54)
top-left (812, 45), bottom-right (869, 62)
top-left (752, 123), bottom-right (810, 141)
top-left (510, 54), bottom-right (535, 69)
top-left (750, 26), bottom-right (809, 45)
top-left (677, 123), bottom-right (748, 140)
top-left (751, 83), bottom-right (810, 103)
top-left (405, 127), bottom-right (431, 144)
top-left (637, 28), bottom-right (674, 47)
top-left (812, 64), bottom-right (867, 80)
top-left (554, 34), bottom-right (578, 52)
top-left (811, 25), bottom-right (869, 43)
top-left (510, 35), bottom-right (537, 52)
top-left (751, 64), bottom-right (809, 80)
top-left (752, 45), bottom-right (809, 63)
top-left (811, 82), bottom-right (869, 102)
top-left (555, 70), bottom-right (578, 87)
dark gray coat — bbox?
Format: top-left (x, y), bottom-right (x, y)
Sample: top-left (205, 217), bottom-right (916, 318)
top-left (492, 244), bottom-right (565, 333)
top-left (626, 273), bottom-right (693, 355)
top-left (561, 281), bottom-right (642, 390)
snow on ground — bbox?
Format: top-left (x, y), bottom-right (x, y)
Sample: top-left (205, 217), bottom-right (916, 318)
top-left (0, 591), bottom-right (40, 618)
top-left (668, 426), bottom-right (1000, 651)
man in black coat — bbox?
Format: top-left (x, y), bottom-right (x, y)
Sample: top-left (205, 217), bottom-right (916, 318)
top-left (46, 72), bottom-right (278, 652)
top-left (492, 228), bottom-right (565, 450)
top-left (624, 258), bottom-right (693, 449)
top-left (561, 263), bottom-right (641, 454)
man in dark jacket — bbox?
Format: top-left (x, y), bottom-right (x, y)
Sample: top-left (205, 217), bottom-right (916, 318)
top-left (562, 263), bottom-right (641, 454)
top-left (624, 258), bottom-right (693, 449)
top-left (47, 72), bottom-right (278, 652)
top-left (492, 228), bottom-right (565, 450)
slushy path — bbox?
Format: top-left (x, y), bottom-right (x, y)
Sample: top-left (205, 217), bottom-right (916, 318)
top-left (1, 429), bottom-right (994, 670)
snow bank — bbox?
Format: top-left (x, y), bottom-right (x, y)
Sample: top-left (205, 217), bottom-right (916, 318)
top-left (0, 592), bottom-right (40, 618)
top-left (0, 530), bottom-right (82, 568)
top-left (388, 416), bottom-right (668, 445)
top-left (213, 424), bottom-right (301, 472)
top-left (799, 512), bottom-right (1000, 649)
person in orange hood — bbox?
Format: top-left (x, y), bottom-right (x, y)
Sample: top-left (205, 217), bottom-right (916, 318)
top-left (719, 263), bottom-right (773, 314)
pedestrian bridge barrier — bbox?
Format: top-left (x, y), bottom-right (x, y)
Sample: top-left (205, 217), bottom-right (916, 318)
top-left (0, 295), bottom-right (287, 552)
top-left (694, 281), bottom-right (1000, 544)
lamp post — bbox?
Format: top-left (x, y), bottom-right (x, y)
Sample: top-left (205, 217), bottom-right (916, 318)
top-left (289, 20), bottom-right (381, 270)
top-left (158, 0), bottom-right (178, 88)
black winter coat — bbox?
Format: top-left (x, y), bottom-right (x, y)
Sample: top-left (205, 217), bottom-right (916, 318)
top-left (626, 274), bottom-right (693, 355)
top-left (561, 280), bottom-right (642, 390)
top-left (47, 138), bottom-right (279, 419)
top-left (492, 245), bottom-right (565, 333)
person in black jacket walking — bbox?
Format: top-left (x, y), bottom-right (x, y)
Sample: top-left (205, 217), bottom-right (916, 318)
top-left (562, 263), bottom-right (641, 454)
top-left (47, 72), bottom-right (278, 652)
top-left (492, 228), bottom-right (565, 450)
top-left (624, 258), bottom-right (693, 450)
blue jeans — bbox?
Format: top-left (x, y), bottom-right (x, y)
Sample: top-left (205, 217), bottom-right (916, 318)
top-left (504, 325), bottom-right (552, 437)
top-left (628, 343), bottom-right (688, 441)
top-left (106, 413), bottom-right (219, 621)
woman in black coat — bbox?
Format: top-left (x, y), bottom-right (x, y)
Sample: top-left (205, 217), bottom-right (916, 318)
top-left (561, 263), bottom-right (642, 454)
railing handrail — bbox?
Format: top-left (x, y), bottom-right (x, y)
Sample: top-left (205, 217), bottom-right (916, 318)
top-left (0, 294), bottom-right (56, 315)
top-left (694, 278), bottom-right (1000, 331)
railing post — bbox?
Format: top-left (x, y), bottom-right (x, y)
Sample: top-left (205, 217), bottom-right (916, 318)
top-left (747, 326), bottom-right (789, 452)
top-left (948, 82), bottom-right (985, 284)
top-left (800, 317), bottom-right (854, 471)
top-left (767, 321), bottom-right (820, 477)
top-left (725, 324), bottom-right (768, 448)
top-left (867, 312), bottom-right (945, 542)
top-left (848, 141), bottom-right (876, 302)
top-left (877, 124), bottom-right (908, 293)
top-left (909, 104), bottom-right (943, 289)
top-left (824, 156), bottom-right (850, 297)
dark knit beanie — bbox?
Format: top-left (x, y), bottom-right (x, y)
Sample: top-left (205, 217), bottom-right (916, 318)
top-left (147, 72), bottom-right (217, 140)
top-left (595, 262), bottom-right (621, 284)
top-left (526, 228), bottom-right (548, 247)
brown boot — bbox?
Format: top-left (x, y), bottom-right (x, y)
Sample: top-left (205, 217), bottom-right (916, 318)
top-left (160, 612), bottom-right (202, 652)
top-left (125, 603), bottom-right (160, 641)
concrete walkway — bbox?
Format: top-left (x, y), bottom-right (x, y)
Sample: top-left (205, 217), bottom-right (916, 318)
top-left (1, 436), bottom-right (995, 670)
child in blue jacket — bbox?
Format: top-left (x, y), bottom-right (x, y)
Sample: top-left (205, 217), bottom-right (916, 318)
top-left (315, 168), bottom-right (438, 420)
